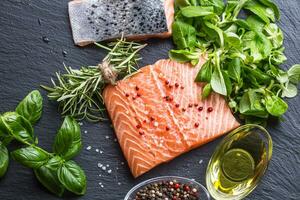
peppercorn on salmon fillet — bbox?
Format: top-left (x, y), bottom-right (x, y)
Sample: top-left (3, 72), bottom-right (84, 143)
top-left (103, 59), bottom-right (240, 177)
top-left (68, 0), bottom-right (174, 46)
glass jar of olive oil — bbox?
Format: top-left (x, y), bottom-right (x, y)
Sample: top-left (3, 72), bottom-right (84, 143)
top-left (206, 124), bottom-right (273, 200)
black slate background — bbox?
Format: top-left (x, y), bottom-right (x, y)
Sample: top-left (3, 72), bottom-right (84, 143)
top-left (0, 0), bottom-right (299, 199)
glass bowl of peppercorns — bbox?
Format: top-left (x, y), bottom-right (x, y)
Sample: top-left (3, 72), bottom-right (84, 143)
top-left (124, 176), bottom-right (210, 200)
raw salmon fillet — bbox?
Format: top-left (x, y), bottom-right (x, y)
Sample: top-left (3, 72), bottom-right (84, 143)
top-left (103, 59), bottom-right (240, 177)
top-left (69, 0), bottom-right (174, 46)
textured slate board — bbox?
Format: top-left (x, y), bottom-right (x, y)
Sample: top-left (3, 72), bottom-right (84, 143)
top-left (0, 0), bottom-right (299, 199)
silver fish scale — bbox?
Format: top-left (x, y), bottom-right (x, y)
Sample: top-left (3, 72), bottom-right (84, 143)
top-left (69, 0), bottom-right (168, 45)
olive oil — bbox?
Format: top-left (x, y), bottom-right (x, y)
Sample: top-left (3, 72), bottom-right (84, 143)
top-left (206, 125), bottom-right (273, 200)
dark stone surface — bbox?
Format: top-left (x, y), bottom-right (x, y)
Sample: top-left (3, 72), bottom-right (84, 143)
top-left (0, 0), bottom-right (299, 199)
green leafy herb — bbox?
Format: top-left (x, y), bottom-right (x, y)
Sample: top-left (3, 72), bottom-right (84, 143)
top-left (0, 142), bottom-right (9, 178)
top-left (171, 0), bottom-right (299, 124)
top-left (41, 37), bottom-right (146, 122)
top-left (172, 21), bottom-right (197, 49)
top-left (11, 146), bottom-right (49, 169)
top-left (1, 112), bottom-right (35, 144)
top-left (34, 165), bottom-right (65, 197)
top-left (16, 90), bottom-right (43, 125)
top-left (58, 160), bottom-right (87, 195)
top-left (53, 116), bottom-right (82, 160)
top-left (0, 91), bottom-right (86, 197)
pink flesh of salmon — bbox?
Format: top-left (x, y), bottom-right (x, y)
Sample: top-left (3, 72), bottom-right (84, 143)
top-left (103, 59), bottom-right (240, 177)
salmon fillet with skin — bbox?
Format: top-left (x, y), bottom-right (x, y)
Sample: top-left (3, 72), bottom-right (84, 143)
top-left (68, 0), bottom-right (174, 46)
top-left (103, 59), bottom-right (240, 178)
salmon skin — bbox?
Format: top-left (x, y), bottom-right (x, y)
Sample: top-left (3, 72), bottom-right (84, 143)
top-left (68, 0), bottom-right (174, 46)
top-left (103, 59), bottom-right (240, 178)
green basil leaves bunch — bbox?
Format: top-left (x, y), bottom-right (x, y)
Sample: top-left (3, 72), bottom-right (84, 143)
top-left (170, 0), bottom-right (300, 124)
top-left (0, 90), bottom-right (86, 197)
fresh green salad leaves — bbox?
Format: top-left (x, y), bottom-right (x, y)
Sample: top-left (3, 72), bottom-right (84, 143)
top-left (170, 0), bottom-right (299, 124)
top-left (0, 91), bottom-right (86, 197)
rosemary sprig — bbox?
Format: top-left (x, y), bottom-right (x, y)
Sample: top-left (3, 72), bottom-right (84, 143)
top-left (41, 37), bottom-right (146, 122)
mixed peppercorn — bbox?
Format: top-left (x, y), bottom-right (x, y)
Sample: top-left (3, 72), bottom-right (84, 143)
top-left (133, 180), bottom-right (199, 200)
top-left (124, 80), bottom-right (215, 137)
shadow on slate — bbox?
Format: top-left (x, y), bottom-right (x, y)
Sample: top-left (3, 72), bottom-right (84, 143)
top-left (0, 0), bottom-right (299, 200)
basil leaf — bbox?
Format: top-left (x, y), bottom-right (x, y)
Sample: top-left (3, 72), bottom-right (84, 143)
top-left (239, 90), bottom-right (269, 118)
top-left (282, 83), bottom-right (298, 98)
top-left (195, 60), bottom-right (212, 82)
top-left (11, 146), bottom-right (49, 169)
top-left (53, 116), bottom-right (82, 160)
top-left (288, 64), bottom-right (300, 84)
top-left (211, 66), bottom-right (227, 96)
top-left (1, 112), bottom-right (35, 144)
top-left (34, 165), bottom-right (65, 197)
top-left (181, 6), bottom-right (214, 18)
top-left (45, 156), bottom-right (64, 171)
top-left (16, 90), bottom-right (43, 125)
top-left (58, 160), bottom-right (86, 195)
top-left (202, 83), bottom-right (212, 99)
top-left (258, 0), bottom-right (280, 20)
top-left (265, 95), bottom-right (288, 117)
top-left (227, 58), bottom-right (241, 82)
top-left (0, 142), bottom-right (9, 178)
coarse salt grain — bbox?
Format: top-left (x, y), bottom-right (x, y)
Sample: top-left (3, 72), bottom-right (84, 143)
top-left (102, 166), bottom-right (106, 170)
top-left (118, 182), bottom-right (121, 185)
top-left (106, 164), bottom-right (109, 167)
top-left (86, 146), bottom-right (92, 150)
top-left (84, 130), bottom-right (88, 134)
top-left (105, 135), bottom-right (110, 139)
top-left (95, 149), bottom-right (99, 152)
top-left (199, 160), bottom-right (203, 164)
top-left (97, 163), bottom-right (103, 168)
top-left (154, 122), bottom-right (159, 127)
top-left (100, 151), bottom-right (103, 154)
top-left (107, 169), bottom-right (112, 174)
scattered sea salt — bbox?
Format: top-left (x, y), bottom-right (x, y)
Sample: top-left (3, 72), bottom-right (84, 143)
top-left (84, 130), bottom-right (88, 134)
top-left (78, 122), bottom-right (83, 126)
top-left (118, 182), bottom-right (121, 185)
top-left (101, 185), bottom-right (104, 188)
top-left (86, 146), bottom-right (92, 150)
top-left (199, 160), bottom-right (203, 164)
top-left (95, 149), bottom-right (99, 152)
top-left (97, 163), bottom-right (103, 168)
top-left (154, 122), bottom-right (159, 127)
top-left (100, 151), bottom-right (103, 154)
top-left (126, 110), bottom-right (130, 115)
top-left (106, 164), bottom-right (109, 167)
top-left (121, 162), bottom-right (125, 165)
top-left (105, 135), bottom-right (110, 139)
top-left (107, 169), bottom-right (112, 174)
top-left (102, 166), bottom-right (106, 170)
